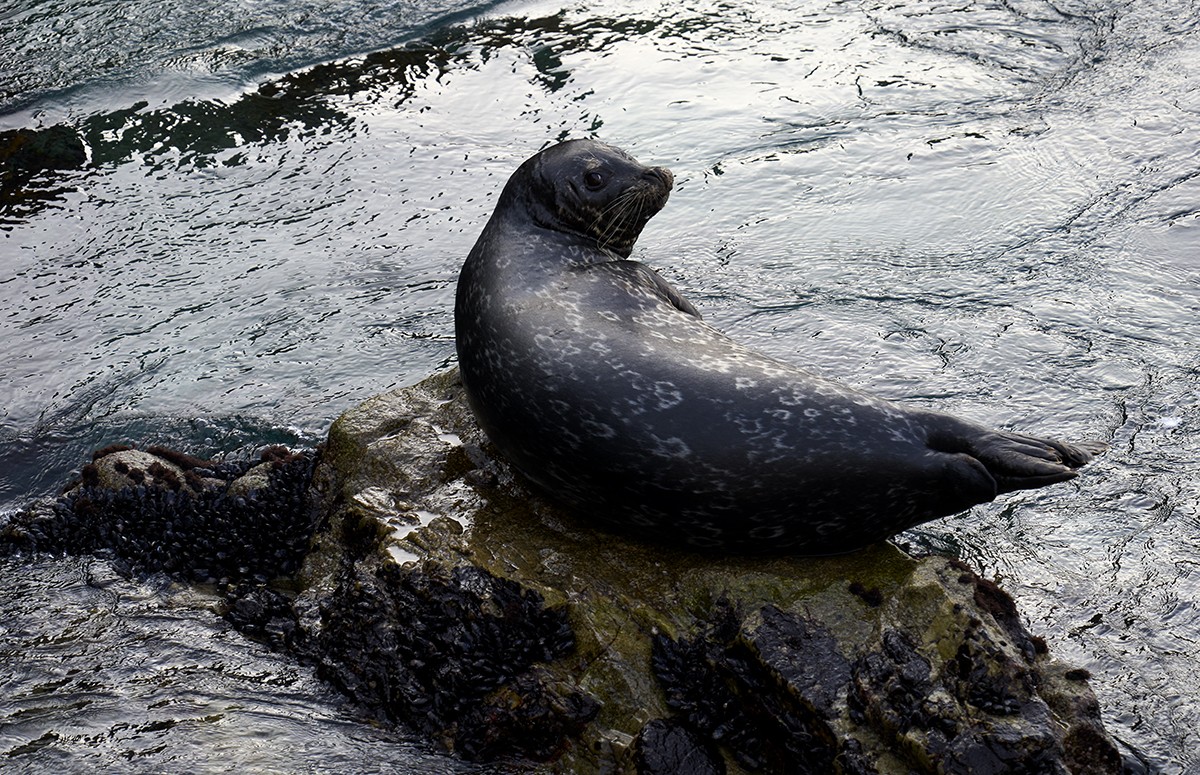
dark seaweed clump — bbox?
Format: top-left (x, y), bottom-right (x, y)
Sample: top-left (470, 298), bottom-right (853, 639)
top-left (1, 447), bottom-right (318, 583)
top-left (316, 561), bottom-right (595, 762)
top-left (650, 602), bottom-right (855, 774)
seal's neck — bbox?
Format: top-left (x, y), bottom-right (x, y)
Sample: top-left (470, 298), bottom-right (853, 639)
top-left (485, 206), bottom-right (623, 270)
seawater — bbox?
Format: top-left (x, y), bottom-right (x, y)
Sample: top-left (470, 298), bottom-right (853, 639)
top-left (2, 0), bottom-right (1198, 771)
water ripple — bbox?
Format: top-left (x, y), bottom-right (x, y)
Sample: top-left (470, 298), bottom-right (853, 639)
top-left (2, 0), bottom-right (1199, 769)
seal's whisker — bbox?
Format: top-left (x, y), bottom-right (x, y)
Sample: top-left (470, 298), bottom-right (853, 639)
top-left (592, 188), bottom-right (640, 250)
top-left (592, 188), bottom-right (636, 230)
top-left (592, 185), bottom-right (660, 251)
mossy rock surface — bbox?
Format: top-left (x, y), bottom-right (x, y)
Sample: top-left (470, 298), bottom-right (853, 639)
top-left (294, 368), bottom-right (1123, 774)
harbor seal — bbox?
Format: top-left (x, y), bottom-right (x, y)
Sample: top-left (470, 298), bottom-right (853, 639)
top-left (454, 139), bottom-right (1101, 553)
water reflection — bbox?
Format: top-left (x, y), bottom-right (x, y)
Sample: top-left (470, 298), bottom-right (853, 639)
top-left (0, 555), bottom-right (485, 773)
top-left (2, 0), bottom-right (1199, 770)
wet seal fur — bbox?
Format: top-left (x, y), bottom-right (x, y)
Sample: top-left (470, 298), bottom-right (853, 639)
top-left (454, 139), bottom-right (1102, 553)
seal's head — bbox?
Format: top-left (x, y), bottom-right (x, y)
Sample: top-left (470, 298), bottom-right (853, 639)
top-left (500, 139), bottom-right (674, 258)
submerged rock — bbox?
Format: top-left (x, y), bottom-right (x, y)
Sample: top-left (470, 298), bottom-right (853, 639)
top-left (281, 368), bottom-right (1122, 773)
top-left (0, 125), bottom-right (86, 175)
top-left (0, 125), bottom-right (88, 220)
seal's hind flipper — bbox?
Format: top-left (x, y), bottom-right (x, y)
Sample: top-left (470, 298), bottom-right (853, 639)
top-left (970, 430), bottom-right (1103, 495)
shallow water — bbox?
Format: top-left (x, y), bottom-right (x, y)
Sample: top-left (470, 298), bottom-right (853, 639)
top-left (0, 554), bottom-right (492, 773)
top-left (2, 0), bottom-right (1199, 771)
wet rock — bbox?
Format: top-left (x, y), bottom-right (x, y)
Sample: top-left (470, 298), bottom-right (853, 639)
top-left (0, 445), bottom-right (319, 583)
top-left (1041, 661), bottom-right (1128, 775)
top-left (2, 369), bottom-right (1126, 773)
top-left (634, 718), bottom-right (725, 775)
top-left (311, 560), bottom-right (592, 762)
top-left (277, 367), bottom-right (1124, 773)
top-left (88, 449), bottom-right (192, 493)
top-left (0, 125), bottom-right (88, 220)
top-left (223, 583), bottom-right (303, 650)
top-left (650, 605), bottom-right (843, 772)
top-left (0, 125), bottom-right (86, 174)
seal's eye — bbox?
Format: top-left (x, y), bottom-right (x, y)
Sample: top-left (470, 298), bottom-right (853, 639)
top-left (583, 170), bottom-right (606, 190)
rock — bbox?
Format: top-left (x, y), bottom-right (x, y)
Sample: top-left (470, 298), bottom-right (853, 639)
top-left (0, 125), bottom-right (86, 174)
top-left (0, 369), bottom-right (1124, 772)
top-left (279, 367), bottom-right (1123, 773)
top-left (88, 449), bottom-right (194, 493)
top-left (634, 718), bottom-right (725, 775)
top-left (0, 445), bottom-right (319, 583)
top-left (225, 461), bottom-right (276, 499)
top-left (0, 125), bottom-right (88, 219)
top-left (311, 558), bottom-right (593, 761)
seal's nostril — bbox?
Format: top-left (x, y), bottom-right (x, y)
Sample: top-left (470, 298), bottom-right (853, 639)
top-left (644, 167), bottom-right (674, 188)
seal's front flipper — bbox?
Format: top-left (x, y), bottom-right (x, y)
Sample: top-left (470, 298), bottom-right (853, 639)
top-left (649, 270), bottom-right (702, 319)
top-left (604, 260), bottom-right (702, 319)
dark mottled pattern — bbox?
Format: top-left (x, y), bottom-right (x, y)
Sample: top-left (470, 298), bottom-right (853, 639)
top-left (651, 591), bottom-right (1122, 774)
top-left (455, 139), bottom-right (1101, 553)
top-left (849, 627), bottom-right (1070, 774)
top-left (223, 583), bottom-right (305, 650)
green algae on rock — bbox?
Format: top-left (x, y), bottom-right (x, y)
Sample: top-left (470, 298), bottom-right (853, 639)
top-left (291, 367), bottom-right (1123, 774)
